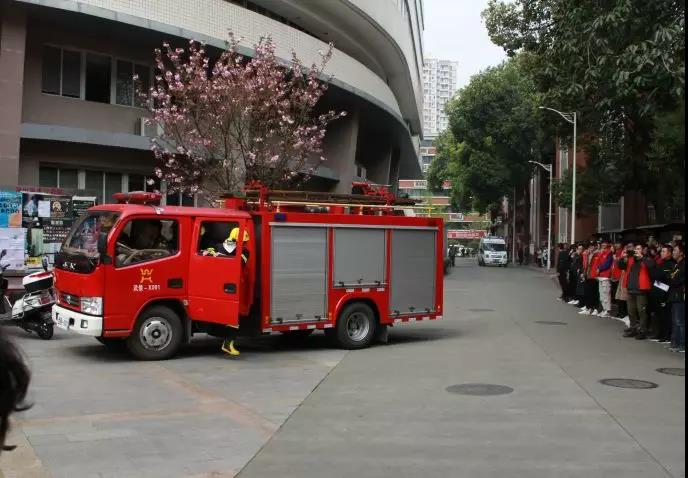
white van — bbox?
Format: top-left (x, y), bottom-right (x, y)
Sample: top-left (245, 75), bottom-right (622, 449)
top-left (478, 236), bottom-right (508, 267)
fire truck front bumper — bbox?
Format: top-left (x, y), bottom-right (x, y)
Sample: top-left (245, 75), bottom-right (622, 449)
top-left (52, 304), bottom-right (103, 336)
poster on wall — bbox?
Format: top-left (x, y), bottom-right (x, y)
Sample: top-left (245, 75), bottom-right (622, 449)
top-left (0, 227), bottom-right (27, 271)
top-left (0, 191), bottom-right (22, 228)
top-left (72, 196), bottom-right (96, 218)
top-left (48, 196), bottom-right (71, 218)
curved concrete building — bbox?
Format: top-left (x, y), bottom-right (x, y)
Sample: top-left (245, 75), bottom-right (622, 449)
top-left (0, 0), bottom-right (424, 203)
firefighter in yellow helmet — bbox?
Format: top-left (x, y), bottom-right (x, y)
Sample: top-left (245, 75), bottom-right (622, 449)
top-left (202, 226), bottom-right (249, 262)
top-left (219, 227), bottom-right (249, 356)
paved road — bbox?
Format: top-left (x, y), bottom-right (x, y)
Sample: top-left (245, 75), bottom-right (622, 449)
top-left (1, 258), bottom-right (684, 478)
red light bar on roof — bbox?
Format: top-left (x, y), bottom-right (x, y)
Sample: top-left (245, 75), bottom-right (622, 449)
top-left (112, 191), bottom-right (162, 205)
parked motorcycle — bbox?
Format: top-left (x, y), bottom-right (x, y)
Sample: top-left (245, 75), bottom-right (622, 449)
top-left (0, 249), bottom-right (55, 340)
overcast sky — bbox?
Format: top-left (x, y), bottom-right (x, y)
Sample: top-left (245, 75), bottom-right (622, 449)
top-left (423, 0), bottom-right (506, 90)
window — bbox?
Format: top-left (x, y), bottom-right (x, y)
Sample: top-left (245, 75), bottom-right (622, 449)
top-left (85, 170), bottom-right (104, 204)
top-left (42, 46), bottom-right (82, 97)
top-left (198, 221), bottom-right (239, 257)
top-left (115, 218), bottom-right (179, 267)
top-left (166, 191), bottom-right (195, 207)
top-left (128, 174), bottom-right (145, 192)
top-left (59, 169), bottom-right (78, 189)
top-left (41, 46), bottom-right (61, 95)
top-left (62, 50), bottom-right (81, 98)
top-left (42, 45), bottom-right (154, 107)
top-left (116, 60), bottom-right (151, 107)
top-left (39, 166), bottom-right (58, 187)
top-left (85, 53), bottom-right (111, 103)
top-left (64, 212), bottom-right (120, 255)
top-left (104, 172), bottom-right (122, 204)
top-left (39, 166), bottom-right (78, 189)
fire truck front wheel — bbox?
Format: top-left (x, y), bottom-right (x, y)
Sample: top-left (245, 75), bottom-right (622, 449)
top-left (126, 306), bottom-right (183, 360)
top-left (333, 302), bottom-right (377, 350)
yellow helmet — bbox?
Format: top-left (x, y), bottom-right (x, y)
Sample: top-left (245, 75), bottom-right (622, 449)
top-left (228, 227), bottom-right (249, 242)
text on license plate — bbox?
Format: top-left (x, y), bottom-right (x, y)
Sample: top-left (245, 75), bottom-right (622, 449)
top-left (55, 313), bottom-right (69, 329)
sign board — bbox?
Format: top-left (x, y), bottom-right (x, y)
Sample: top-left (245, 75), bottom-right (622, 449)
top-left (483, 236), bottom-right (506, 243)
top-left (72, 196), bottom-right (96, 218)
top-left (0, 227), bottom-right (26, 270)
top-left (447, 229), bottom-right (487, 240)
top-left (0, 191), bottom-right (22, 228)
top-left (447, 213), bottom-right (464, 222)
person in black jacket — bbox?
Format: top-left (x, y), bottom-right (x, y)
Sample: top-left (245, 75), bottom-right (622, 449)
top-left (556, 243), bottom-right (571, 301)
top-left (668, 243), bottom-right (685, 353)
top-left (0, 328), bottom-right (31, 455)
top-left (649, 245), bottom-right (675, 342)
top-left (569, 243), bottom-right (585, 306)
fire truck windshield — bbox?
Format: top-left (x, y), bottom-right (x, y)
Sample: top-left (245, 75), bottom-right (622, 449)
top-left (62, 212), bottom-right (120, 257)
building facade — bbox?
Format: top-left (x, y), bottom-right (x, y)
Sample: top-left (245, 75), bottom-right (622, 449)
top-left (419, 138), bottom-right (435, 174)
top-left (0, 0), bottom-right (425, 204)
top-left (421, 57), bottom-right (458, 140)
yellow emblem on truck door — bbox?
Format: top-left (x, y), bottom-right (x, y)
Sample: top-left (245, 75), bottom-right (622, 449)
top-left (140, 268), bottom-right (153, 284)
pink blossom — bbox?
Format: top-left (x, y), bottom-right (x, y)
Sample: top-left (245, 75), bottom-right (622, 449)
top-left (139, 33), bottom-right (345, 195)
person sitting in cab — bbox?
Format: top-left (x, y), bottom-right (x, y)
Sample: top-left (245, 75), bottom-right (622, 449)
top-left (201, 226), bottom-right (249, 357)
top-left (202, 226), bottom-right (249, 263)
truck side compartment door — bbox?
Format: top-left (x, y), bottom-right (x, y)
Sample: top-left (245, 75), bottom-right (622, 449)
top-left (187, 218), bottom-right (245, 327)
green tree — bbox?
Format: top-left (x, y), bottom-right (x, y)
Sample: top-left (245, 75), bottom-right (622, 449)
top-left (426, 129), bottom-right (457, 193)
top-left (483, 0), bottom-right (685, 215)
top-left (440, 55), bottom-right (550, 215)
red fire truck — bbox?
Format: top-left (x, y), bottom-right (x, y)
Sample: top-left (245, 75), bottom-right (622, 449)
top-left (51, 186), bottom-right (444, 360)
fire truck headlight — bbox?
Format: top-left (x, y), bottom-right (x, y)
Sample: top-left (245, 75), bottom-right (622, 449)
top-left (80, 297), bottom-right (103, 315)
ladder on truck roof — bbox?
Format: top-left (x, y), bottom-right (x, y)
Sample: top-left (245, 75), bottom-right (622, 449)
top-left (236, 182), bottom-right (419, 215)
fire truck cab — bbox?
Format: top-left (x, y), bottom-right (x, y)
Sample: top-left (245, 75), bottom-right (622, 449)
top-left (52, 189), bottom-right (444, 360)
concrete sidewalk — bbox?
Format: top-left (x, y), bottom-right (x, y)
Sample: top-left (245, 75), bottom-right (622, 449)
top-left (239, 260), bottom-right (685, 478)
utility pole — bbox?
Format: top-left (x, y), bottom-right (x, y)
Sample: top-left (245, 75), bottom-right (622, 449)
top-left (539, 106), bottom-right (577, 243)
top-left (529, 160), bottom-right (553, 270)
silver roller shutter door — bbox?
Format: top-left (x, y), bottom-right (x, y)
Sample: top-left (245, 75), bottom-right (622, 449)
top-left (390, 229), bottom-right (436, 315)
top-left (270, 226), bottom-right (327, 322)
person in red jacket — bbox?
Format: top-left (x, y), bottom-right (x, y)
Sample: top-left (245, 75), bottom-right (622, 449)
top-left (619, 244), bottom-right (654, 339)
top-left (610, 241), bottom-right (625, 317)
top-left (596, 240), bottom-right (614, 317)
top-left (579, 242), bottom-right (601, 315)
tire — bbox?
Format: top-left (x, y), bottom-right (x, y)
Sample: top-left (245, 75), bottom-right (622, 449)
top-left (96, 337), bottom-right (127, 351)
top-left (37, 323), bottom-right (54, 340)
top-left (333, 302), bottom-right (376, 350)
top-left (126, 306), bottom-right (183, 360)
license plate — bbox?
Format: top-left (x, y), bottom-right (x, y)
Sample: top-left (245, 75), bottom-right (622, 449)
top-left (55, 313), bottom-right (69, 330)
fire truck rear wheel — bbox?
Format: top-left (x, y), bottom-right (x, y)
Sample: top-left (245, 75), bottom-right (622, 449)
top-left (334, 302), bottom-right (377, 350)
top-left (126, 306), bottom-right (183, 360)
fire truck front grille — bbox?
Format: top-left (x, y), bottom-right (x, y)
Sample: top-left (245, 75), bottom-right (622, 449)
top-left (60, 292), bottom-right (80, 309)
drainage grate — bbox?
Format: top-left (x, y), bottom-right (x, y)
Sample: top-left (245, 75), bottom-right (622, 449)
top-left (599, 378), bottom-right (658, 389)
top-left (446, 383), bottom-right (514, 396)
top-left (656, 367), bottom-right (685, 376)
top-left (467, 308), bottom-right (495, 312)
top-left (534, 321), bottom-right (568, 325)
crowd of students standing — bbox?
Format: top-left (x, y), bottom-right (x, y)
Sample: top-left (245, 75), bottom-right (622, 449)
top-left (556, 238), bottom-right (685, 353)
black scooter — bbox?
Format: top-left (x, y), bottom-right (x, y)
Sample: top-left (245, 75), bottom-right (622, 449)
top-left (0, 249), bottom-right (55, 340)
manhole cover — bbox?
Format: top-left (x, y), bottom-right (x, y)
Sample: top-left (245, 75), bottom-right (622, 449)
top-left (599, 378), bottom-right (658, 389)
top-left (534, 321), bottom-right (568, 325)
top-left (657, 367), bottom-right (685, 376)
top-left (467, 308), bottom-right (495, 312)
top-left (446, 383), bottom-right (514, 396)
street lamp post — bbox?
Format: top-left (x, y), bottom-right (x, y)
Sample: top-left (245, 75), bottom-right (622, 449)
top-left (539, 106), bottom-right (577, 243)
top-left (529, 160), bottom-right (553, 270)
